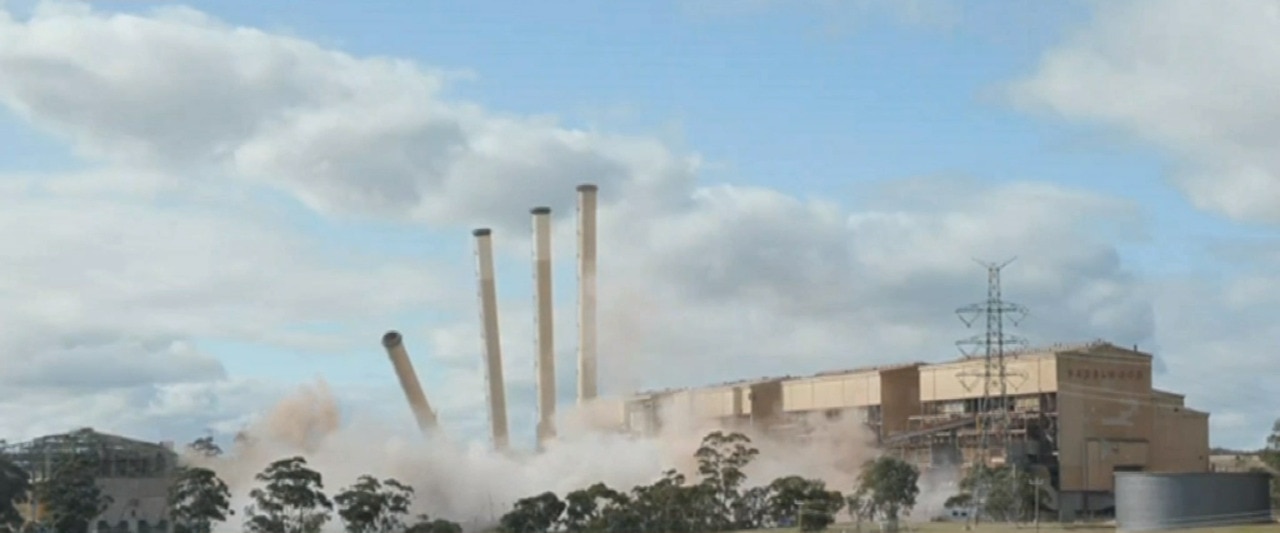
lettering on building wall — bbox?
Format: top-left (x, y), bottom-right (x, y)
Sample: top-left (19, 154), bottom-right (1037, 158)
top-left (1065, 368), bottom-right (1145, 380)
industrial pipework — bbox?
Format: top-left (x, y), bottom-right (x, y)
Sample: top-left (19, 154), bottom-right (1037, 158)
top-left (531, 206), bottom-right (557, 446)
top-left (381, 330), bottom-right (439, 434)
top-left (473, 228), bottom-right (511, 451)
top-left (576, 184), bottom-right (599, 403)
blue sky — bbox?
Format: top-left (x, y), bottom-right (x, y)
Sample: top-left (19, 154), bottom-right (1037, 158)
top-left (0, 0), bottom-right (1276, 453)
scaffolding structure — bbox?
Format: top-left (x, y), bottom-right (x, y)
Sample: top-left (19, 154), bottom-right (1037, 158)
top-left (0, 428), bottom-right (177, 481)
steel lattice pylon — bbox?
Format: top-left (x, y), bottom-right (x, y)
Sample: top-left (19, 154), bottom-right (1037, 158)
top-left (954, 258), bottom-right (1029, 525)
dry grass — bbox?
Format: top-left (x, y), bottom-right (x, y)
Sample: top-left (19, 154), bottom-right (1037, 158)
top-left (751, 520), bottom-right (1280, 533)
top-left (901, 523), bottom-right (1278, 533)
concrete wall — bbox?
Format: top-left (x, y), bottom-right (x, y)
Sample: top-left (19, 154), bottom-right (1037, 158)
top-left (749, 380), bottom-right (784, 425)
top-left (781, 370), bottom-right (880, 412)
top-left (1057, 348), bottom-right (1155, 492)
top-left (1150, 405), bottom-right (1210, 473)
top-left (918, 352), bottom-right (1057, 402)
top-left (690, 386), bottom-right (740, 419)
top-left (624, 396), bottom-right (660, 434)
top-left (1151, 389), bottom-right (1185, 408)
top-left (94, 477), bottom-right (172, 533)
top-left (878, 365), bottom-right (921, 436)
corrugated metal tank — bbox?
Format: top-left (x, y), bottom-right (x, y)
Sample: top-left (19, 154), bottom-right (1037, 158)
top-left (1115, 472), bottom-right (1274, 531)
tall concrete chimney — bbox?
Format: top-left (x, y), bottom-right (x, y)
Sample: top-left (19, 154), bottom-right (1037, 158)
top-left (576, 184), bottom-right (599, 403)
top-left (531, 206), bottom-right (557, 446)
top-left (473, 228), bottom-right (510, 451)
top-left (381, 331), bottom-right (439, 434)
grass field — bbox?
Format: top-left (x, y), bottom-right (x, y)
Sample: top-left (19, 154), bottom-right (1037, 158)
top-left (781, 521), bottom-right (1280, 533)
top-left (902, 523), bottom-right (1278, 533)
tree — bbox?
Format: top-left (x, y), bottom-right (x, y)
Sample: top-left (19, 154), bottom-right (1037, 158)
top-left (627, 469), bottom-right (718, 533)
top-left (333, 476), bottom-right (413, 533)
top-left (764, 476), bottom-right (844, 531)
top-left (404, 515), bottom-right (462, 533)
top-left (1262, 419), bottom-right (1280, 507)
top-left (499, 492), bottom-right (565, 533)
top-left (32, 454), bottom-right (112, 533)
top-left (851, 456), bottom-right (919, 528)
top-left (945, 465), bottom-right (1048, 523)
top-left (169, 466), bottom-right (232, 533)
top-left (694, 431), bottom-right (758, 530)
top-left (244, 457), bottom-right (333, 533)
top-left (561, 483), bottom-right (625, 533)
top-left (735, 486), bottom-right (772, 530)
top-left (593, 490), bottom-right (640, 533)
top-left (187, 437), bottom-right (223, 458)
top-left (0, 453), bottom-right (29, 533)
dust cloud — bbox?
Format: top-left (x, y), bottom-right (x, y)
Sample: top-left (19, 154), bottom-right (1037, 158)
top-left (184, 380), bottom-right (889, 531)
top-left (910, 463), bottom-right (963, 522)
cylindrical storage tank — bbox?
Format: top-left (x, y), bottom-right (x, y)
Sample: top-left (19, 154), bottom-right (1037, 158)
top-left (1115, 472), bottom-right (1273, 532)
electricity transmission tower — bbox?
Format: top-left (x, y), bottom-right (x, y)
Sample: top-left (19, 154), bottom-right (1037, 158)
top-left (953, 258), bottom-right (1030, 525)
top-left (955, 258), bottom-right (1029, 465)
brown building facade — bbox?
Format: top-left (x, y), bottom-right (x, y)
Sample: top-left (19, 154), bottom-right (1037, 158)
top-left (618, 341), bottom-right (1210, 520)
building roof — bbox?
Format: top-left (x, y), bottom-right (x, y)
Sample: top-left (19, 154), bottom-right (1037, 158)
top-left (634, 361), bottom-right (927, 397)
top-left (627, 339), bottom-right (1156, 400)
top-left (2, 427), bottom-right (172, 454)
top-left (1, 428), bottom-right (177, 480)
top-left (813, 361), bottom-right (924, 377)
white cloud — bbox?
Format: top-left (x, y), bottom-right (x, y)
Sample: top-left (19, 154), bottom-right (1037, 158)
top-left (0, 1), bottom-right (1270, 451)
top-left (1002, 0), bottom-right (1280, 446)
top-left (0, 168), bottom-right (452, 440)
top-left (587, 179), bottom-right (1153, 390)
top-left (0, 2), bottom-right (698, 231)
top-left (0, 377), bottom-right (279, 442)
top-left (1007, 0), bottom-right (1280, 224)
top-left (0, 185), bottom-right (447, 354)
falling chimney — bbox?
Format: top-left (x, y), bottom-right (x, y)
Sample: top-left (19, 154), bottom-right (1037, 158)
top-left (576, 184), bottom-right (599, 403)
top-left (381, 331), bottom-right (439, 434)
top-left (531, 206), bottom-right (557, 446)
top-left (473, 228), bottom-right (510, 451)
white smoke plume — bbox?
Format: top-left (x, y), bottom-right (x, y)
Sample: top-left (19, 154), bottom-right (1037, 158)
top-left (183, 380), bottom-right (889, 532)
top-left (910, 464), bottom-right (963, 522)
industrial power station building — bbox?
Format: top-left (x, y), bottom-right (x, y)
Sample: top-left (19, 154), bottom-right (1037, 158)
top-left (1, 428), bottom-right (178, 533)
top-left (618, 340), bottom-right (1210, 521)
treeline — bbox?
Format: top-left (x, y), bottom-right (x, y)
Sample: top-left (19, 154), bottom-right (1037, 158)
top-left (0, 431), bottom-right (930, 533)
top-left (0, 436), bottom-right (463, 533)
top-left (495, 431), bottom-right (922, 533)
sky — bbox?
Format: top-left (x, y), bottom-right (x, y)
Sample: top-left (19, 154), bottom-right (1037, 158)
top-left (0, 0), bottom-right (1276, 451)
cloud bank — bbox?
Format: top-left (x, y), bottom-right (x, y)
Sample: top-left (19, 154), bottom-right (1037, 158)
top-left (0, 0), bottom-right (1272, 459)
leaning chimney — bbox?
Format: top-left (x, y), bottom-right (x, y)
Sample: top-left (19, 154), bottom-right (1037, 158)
top-left (473, 228), bottom-right (510, 451)
top-left (531, 206), bottom-right (557, 447)
top-left (576, 184), bottom-right (599, 403)
top-left (381, 331), bottom-right (439, 434)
